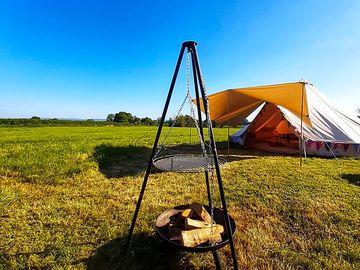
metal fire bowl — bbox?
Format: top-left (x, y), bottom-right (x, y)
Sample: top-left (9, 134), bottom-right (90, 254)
top-left (155, 204), bottom-right (236, 253)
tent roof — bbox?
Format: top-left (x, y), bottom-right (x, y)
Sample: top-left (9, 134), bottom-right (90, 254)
top-left (280, 84), bottom-right (360, 143)
top-left (198, 81), bottom-right (360, 143)
top-left (197, 82), bottom-right (311, 126)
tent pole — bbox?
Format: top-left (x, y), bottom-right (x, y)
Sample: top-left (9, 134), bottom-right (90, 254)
top-left (299, 83), bottom-right (305, 167)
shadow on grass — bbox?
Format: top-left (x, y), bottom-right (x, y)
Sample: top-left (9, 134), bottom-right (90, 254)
top-left (341, 174), bottom-right (360, 186)
top-left (86, 233), bottom-right (187, 270)
top-left (93, 144), bottom-right (151, 178)
top-left (93, 143), bottom-right (263, 178)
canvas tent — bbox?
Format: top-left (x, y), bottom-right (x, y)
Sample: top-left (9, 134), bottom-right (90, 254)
top-left (197, 82), bottom-right (360, 157)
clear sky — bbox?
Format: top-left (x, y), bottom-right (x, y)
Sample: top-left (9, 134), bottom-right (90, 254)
top-left (1, 0), bottom-right (359, 119)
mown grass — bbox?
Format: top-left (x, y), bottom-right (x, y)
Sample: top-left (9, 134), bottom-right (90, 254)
top-left (0, 126), bottom-right (359, 269)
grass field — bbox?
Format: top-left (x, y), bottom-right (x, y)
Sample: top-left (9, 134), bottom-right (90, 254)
top-left (0, 126), bottom-right (359, 269)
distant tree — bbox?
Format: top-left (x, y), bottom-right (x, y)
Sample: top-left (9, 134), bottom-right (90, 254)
top-left (141, 117), bottom-right (154, 125)
top-left (31, 116), bottom-right (40, 120)
top-left (167, 118), bottom-right (175, 127)
top-left (174, 115), bottom-right (187, 127)
top-left (184, 115), bottom-right (195, 127)
top-left (106, 114), bottom-right (115, 122)
top-left (155, 117), bottom-right (162, 125)
top-left (174, 115), bottom-right (195, 127)
top-left (133, 116), bottom-right (141, 125)
top-left (113, 111), bottom-right (134, 124)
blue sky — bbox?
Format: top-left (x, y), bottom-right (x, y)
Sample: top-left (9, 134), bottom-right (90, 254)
top-left (0, 0), bottom-right (359, 119)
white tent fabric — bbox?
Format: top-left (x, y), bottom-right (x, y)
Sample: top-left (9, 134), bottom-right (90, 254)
top-left (280, 83), bottom-right (360, 144)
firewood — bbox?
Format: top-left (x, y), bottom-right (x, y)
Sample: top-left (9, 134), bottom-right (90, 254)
top-left (180, 225), bottom-right (224, 247)
top-left (208, 233), bottom-right (222, 245)
top-left (208, 224), bottom-right (224, 234)
top-left (185, 218), bottom-right (211, 230)
top-left (173, 208), bottom-right (193, 227)
top-left (190, 203), bottom-right (212, 223)
top-left (181, 209), bottom-right (193, 219)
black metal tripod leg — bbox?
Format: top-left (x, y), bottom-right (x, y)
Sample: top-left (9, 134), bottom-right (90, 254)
top-left (123, 44), bottom-right (186, 254)
top-left (215, 176), bottom-right (238, 270)
top-left (212, 250), bottom-right (222, 270)
top-left (122, 170), bottom-right (151, 253)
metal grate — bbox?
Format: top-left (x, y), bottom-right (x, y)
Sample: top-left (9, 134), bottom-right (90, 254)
top-left (153, 154), bottom-right (227, 173)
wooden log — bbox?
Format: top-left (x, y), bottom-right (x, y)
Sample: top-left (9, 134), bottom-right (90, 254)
top-left (180, 225), bottom-right (224, 247)
top-left (208, 233), bottom-right (222, 245)
top-left (185, 218), bottom-right (211, 230)
top-left (181, 209), bottom-right (193, 219)
top-left (190, 203), bottom-right (212, 223)
top-left (173, 208), bottom-right (193, 227)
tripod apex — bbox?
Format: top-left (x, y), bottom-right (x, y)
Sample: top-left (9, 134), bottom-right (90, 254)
top-left (182, 41), bottom-right (198, 48)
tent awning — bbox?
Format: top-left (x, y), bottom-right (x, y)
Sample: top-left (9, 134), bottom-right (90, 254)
top-left (195, 82), bottom-right (311, 126)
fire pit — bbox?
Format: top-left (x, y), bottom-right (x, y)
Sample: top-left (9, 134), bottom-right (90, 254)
top-left (155, 204), bottom-right (236, 253)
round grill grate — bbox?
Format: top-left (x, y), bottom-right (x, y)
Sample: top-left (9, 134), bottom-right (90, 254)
top-left (153, 154), bottom-right (227, 173)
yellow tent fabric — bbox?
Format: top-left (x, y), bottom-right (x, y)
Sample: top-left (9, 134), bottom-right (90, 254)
top-left (196, 82), bottom-right (311, 126)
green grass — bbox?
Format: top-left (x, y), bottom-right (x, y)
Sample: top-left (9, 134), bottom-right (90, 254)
top-left (0, 126), bottom-right (359, 269)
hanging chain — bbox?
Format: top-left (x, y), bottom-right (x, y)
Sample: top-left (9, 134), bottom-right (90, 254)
top-left (154, 89), bottom-right (190, 158)
top-left (210, 168), bottom-right (216, 235)
top-left (185, 51), bottom-right (209, 157)
top-left (197, 60), bottom-right (218, 244)
top-left (189, 52), bottom-right (216, 236)
top-left (186, 52), bottom-right (192, 146)
top-left (155, 52), bottom-right (210, 159)
top-left (196, 63), bottom-right (214, 155)
top-left (186, 52), bottom-right (191, 98)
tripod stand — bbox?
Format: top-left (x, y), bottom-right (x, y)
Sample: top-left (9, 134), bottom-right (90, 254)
top-left (123, 41), bottom-right (238, 270)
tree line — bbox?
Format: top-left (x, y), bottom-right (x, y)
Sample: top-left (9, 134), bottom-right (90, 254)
top-left (106, 112), bottom-right (220, 127)
top-left (106, 112), bottom-right (247, 128)
top-left (1, 111), bottom-right (249, 127)
top-left (0, 117), bottom-right (112, 127)
top-left (106, 111), bottom-right (197, 127)
top-left (106, 112), bottom-right (157, 125)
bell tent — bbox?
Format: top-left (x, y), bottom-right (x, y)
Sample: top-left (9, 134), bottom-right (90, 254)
top-left (198, 81), bottom-right (360, 157)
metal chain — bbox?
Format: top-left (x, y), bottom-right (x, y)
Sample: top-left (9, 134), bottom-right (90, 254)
top-left (209, 168), bottom-right (216, 243)
top-left (189, 100), bottom-right (208, 157)
top-left (189, 55), bottom-right (216, 239)
top-left (197, 64), bottom-right (215, 157)
top-left (186, 52), bottom-right (191, 98)
top-left (186, 51), bottom-right (209, 158)
top-left (197, 64), bottom-right (218, 244)
top-left (154, 90), bottom-right (190, 158)
top-left (155, 52), bottom-right (206, 158)
top-left (186, 52), bottom-right (193, 146)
